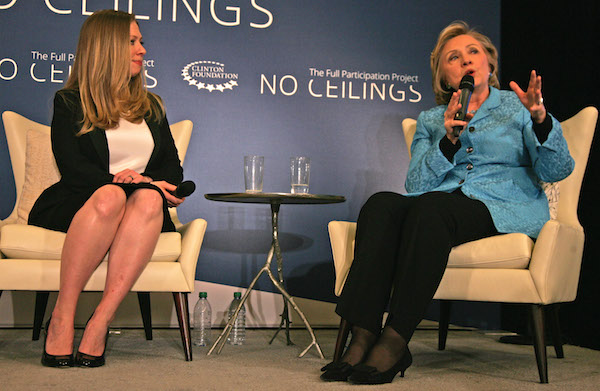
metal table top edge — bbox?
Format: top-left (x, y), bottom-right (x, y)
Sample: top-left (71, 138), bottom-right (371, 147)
top-left (204, 192), bottom-right (346, 205)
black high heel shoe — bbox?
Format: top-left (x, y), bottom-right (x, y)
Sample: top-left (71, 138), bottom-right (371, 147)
top-left (348, 346), bottom-right (412, 384)
top-left (320, 361), bottom-right (355, 382)
top-left (41, 317), bottom-right (75, 368)
top-left (75, 317), bottom-right (109, 368)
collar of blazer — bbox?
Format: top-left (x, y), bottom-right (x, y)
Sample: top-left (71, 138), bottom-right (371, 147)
top-left (468, 86), bottom-right (501, 124)
top-left (86, 113), bottom-right (162, 170)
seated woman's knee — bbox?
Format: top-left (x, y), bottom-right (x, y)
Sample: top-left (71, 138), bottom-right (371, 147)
top-left (363, 192), bottom-right (400, 210)
top-left (89, 185), bottom-right (127, 218)
top-left (359, 191), bottom-right (404, 217)
top-left (128, 189), bottom-right (163, 219)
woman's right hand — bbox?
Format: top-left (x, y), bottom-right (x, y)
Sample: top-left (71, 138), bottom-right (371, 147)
top-left (151, 180), bottom-right (185, 207)
top-left (444, 91), bottom-right (474, 144)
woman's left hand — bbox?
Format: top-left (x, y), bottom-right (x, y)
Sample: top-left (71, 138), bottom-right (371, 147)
top-left (509, 70), bottom-right (547, 124)
top-left (151, 180), bottom-right (185, 207)
top-left (113, 169), bottom-right (153, 184)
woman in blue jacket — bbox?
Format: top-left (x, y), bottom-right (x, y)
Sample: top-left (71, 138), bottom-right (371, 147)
top-left (321, 21), bottom-right (574, 384)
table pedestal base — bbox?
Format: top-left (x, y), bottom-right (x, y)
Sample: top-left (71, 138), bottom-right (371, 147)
top-left (207, 203), bottom-right (324, 359)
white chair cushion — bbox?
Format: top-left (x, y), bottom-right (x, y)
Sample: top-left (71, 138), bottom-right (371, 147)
top-left (0, 224), bottom-right (181, 262)
top-left (17, 130), bottom-right (60, 224)
top-left (448, 233), bottom-right (534, 269)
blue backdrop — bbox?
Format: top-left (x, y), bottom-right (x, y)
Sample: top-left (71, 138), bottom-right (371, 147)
top-left (0, 1), bottom-right (500, 315)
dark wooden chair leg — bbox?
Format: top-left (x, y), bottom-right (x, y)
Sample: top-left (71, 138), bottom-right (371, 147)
top-left (547, 304), bottom-right (564, 358)
top-left (33, 291), bottom-right (50, 341)
top-left (137, 292), bottom-right (153, 340)
top-left (334, 318), bottom-right (351, 361)
top-left (438, 300), bottom-right (452, 351)
top-left (531, 304), bottom-right (549, 383)
top-left (173, 292), bottom-right (192, 361)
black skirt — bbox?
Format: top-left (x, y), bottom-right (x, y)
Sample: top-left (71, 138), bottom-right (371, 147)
top-left (28, 182), bottom-right (176, 233)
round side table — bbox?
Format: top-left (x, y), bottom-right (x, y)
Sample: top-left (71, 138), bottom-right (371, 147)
top-left (204, 192), bottom-right (345, 358)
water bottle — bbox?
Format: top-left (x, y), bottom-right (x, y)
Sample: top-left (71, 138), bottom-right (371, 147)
top-left (192, 292), bottom-right (211, 346)
top-left (227, 292), bottom-right (246, 345)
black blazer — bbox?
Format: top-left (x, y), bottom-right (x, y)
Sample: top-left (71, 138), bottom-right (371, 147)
top-left (29, 89), bottom-right (183, 232)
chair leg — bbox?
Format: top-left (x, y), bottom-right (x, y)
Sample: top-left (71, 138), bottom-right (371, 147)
top-left (531, 304), bottom-right (549, 383)
top-left (33, 291), bottom-right (50, 341)
top-left (333, 318), bottom-right (351, 361)
top-left (547, 304), bottom-right (564, 358)
top-left (137, 292), bottom-right (153, 340)
top-left (438, 300), bottom-right (452, 351)
top-left (173, 292), bottom-right (192, 361)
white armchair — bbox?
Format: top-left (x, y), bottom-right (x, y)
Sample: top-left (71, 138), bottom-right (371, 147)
top-left (0, 111), bottom-right (207, 361)
top-left (328, 106), bottom-right (598, 383)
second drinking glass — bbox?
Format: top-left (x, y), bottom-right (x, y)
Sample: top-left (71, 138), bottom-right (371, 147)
top-left (290, 157), bottom-right (310, 194)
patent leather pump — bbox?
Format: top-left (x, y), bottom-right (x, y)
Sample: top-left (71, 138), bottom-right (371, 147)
top-left (41, 317), bottom-right (75, 368)
top-left (75, 348), bottom-right (106, 368)
top-left (75, 317), bottom-right (109, 368)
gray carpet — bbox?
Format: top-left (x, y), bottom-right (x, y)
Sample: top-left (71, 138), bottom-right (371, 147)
top-left (1, 327), bottom-right (599, 390)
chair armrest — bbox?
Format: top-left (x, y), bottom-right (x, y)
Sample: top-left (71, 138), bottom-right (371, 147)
top-left (169, 207), bottom-right (183, 229)
top-left (0, 217), bottom-right (18, 259)
top-left (328, 221), bottom-right (357, 296)
top-left (0, 217), bottom-right (17, 228)
top-left (529, 219), bottom-right (584, 304)
top-left (176, 218), bottom-right (207, 291)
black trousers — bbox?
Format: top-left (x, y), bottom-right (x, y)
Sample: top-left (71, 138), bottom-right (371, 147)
top-left (335, 191), bottom-right (498, 342)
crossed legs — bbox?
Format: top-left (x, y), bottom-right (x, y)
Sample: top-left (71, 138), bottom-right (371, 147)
top-left (45, 185), bottom-right (164, 357)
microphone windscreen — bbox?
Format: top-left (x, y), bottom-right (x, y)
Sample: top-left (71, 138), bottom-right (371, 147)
top-left (459, 74), bottom-right (475, 91)
top-left (174, 180), bottom-right (196, 198)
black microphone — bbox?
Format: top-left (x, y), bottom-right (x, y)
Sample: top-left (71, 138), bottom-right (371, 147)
top-left (174, 180), bottom-right (196, 198)
top-left (452, 74), bottom-right (475, 137)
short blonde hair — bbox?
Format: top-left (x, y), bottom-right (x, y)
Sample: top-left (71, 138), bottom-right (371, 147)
top-left (64, 9), bottom-right (162, 134)
top-left (430, 21), bottom-right (499, 105)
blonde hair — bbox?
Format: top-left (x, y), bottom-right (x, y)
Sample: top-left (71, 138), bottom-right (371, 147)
top-left (64, 9), bottom-right (163, 135)
top-left (430, 21), bottom-right (499, 105)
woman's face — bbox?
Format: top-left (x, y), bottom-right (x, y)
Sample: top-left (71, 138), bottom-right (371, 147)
top-left (129, 21), bottom-right (146, 77)
top-left (440, 34), bottom-right (491, 93)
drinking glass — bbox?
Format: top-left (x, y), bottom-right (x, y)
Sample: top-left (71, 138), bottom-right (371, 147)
top-left (244, 155), bottom-right (264, 193)
top-left (290, 157), bottom-right (310, 194)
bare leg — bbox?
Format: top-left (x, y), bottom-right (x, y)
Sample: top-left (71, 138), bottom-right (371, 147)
top-left (46, 186), bottom-right (127, 356)
top-left (78, 189), bottom-right (164, 356)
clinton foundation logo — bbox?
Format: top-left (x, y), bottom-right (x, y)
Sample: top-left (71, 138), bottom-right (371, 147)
top-left (181, 61), bottom-right (238, 92)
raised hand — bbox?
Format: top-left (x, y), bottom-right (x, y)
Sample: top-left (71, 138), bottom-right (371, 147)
top-left (509, 70), bottom-right (547, 124)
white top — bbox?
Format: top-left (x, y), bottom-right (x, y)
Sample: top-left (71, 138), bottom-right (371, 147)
top-left (106, 118), bottom-right (154, 175)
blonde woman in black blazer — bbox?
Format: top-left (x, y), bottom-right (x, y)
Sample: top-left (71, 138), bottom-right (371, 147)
top-left (29, 10), bottom-right (186, 368)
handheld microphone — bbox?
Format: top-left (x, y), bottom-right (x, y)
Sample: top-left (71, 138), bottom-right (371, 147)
top-left (452, 74), bottom-right (475, 137)
top-left (173, 180), bottom-right (196, 198)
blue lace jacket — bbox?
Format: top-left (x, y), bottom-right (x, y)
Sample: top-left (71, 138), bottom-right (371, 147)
top-left (405, 87), bottom-right (574, 238)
